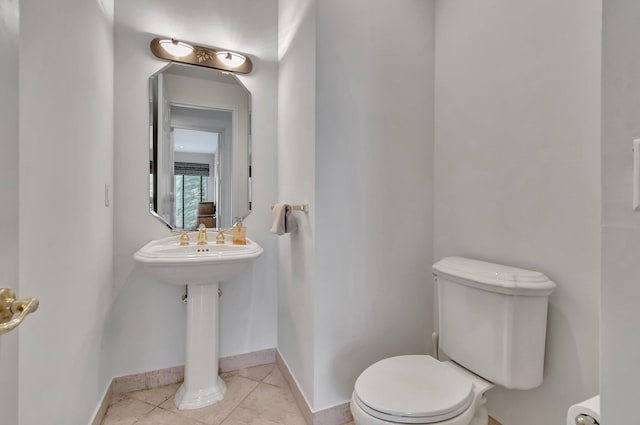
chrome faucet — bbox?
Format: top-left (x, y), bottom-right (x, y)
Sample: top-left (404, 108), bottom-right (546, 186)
top-left (197, 223), bottom-right (208, 245)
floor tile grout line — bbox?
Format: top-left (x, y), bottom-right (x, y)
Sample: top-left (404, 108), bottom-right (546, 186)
top-left (221, 363), bottom-right (276, 385)
top-left (261, 380), bottom-right (281, 388)
top-left (153, 380), bottom-right (256, 425)
top-left (260, 365), bottom-right (285, 388)
top-left (216, 368), bottom-right (299, 423)
top-left (158, 390), bottom-right (177, 407)
top-left (105, 364), bottom-right (283, 425)
top-left (103, 395), bottom-right (158, 425)
top-left (216, 379), bottom-right (262, 425)
top-left (154, 403), bottom-right (208, 425)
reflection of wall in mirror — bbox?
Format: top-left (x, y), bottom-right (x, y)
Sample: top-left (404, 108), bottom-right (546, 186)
top-left (164, 73), bottom-right (249, 227)
top-left (171, 109), bottom-right (226, 228)
top-left (156, 73), bottom-right (174, 224)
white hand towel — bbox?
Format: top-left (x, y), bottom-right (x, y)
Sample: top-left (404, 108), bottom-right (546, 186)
top-left (285, 207), bottom-right (298, 234)
top-left (271, 203), bottom-right (298, 235)
top-left (271, 203), bottom-right (288, 235)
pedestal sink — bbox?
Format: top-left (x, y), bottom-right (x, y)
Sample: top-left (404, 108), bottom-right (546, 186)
top-left (133, 233), bottom-right (263, 410)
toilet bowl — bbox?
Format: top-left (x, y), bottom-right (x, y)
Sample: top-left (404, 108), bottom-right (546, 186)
top-left (351, 257), bottom-right (556, 425)
top-left (351, 355), bottom-right (493, 425)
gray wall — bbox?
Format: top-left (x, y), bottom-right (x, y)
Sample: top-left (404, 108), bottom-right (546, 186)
top-left (19, 0), bottom-right (114, 423)
top-left (278, 0), bottom-right (436, 410)
top-left (601, 1), bottom-right (640, 423)
top-left (277, 0), bottom-right (317, 405)
top-left (314, 0), bottom-right (435, 410)
top-left (434, 1), bottom-right (601, 424)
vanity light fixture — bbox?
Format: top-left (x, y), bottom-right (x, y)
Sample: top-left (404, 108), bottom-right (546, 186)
top-left (215, 51), bottom-right (247, 68)
top-left (150, 37), bottom-right (253, 74)
top-left (158, 39), bottom-right (193, 58)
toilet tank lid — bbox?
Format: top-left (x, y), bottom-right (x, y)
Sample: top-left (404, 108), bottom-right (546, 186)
top-left (432, 257), bottom-right (556, 296)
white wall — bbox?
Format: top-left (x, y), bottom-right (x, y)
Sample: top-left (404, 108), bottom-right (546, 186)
top-left (278, 0), bottom-right (435, 410)
top-left (277, 0), bottom-right (317, 405)
top-left (601, 1), bottom-right (640, 423)
top-left (111, 0), bottom-right (278, 377)
top-left (434, 1), bottom-right (601, 424)
top-left (19, 0), bottom-right (114, 424)
top-left (314, 0), bottom-right (435, 410)
top-left (0, 0), bottom-right (19, 423)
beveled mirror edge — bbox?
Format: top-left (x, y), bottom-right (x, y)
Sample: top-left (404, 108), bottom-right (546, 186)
top-left (148, 62), bottom-right (253, 231)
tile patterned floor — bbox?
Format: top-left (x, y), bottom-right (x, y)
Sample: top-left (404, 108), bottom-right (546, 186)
top-left (102, 363), bottom-right (308, 425)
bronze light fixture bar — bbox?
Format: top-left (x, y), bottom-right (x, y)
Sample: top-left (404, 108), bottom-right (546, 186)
top-left (150, 37), bottom-right (253, 74)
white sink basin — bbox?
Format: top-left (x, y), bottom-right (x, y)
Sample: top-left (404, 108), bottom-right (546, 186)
top-left (133, 232), bottom-right (263, 411)
top-left (134, 233), bottom-right (263, 284)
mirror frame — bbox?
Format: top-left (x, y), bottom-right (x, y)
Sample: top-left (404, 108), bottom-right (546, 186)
top-left (148, 62), bottom-right (252, 230)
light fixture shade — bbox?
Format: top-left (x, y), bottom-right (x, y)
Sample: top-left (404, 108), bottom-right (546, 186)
top-left (150, 37), bottom-right (253, 74)
top-left (159, 39), bottom-right (194, 58)
top-left (215, 51), bottom-right (247, 68)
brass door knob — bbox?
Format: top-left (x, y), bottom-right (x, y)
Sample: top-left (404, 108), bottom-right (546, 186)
top-left (0, 288), bottom-right (39, 335)
top-left (575, 415), bottom-right (599, 425)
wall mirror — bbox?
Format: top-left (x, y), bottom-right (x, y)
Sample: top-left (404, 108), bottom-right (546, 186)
top-left (149, 63), bottom-right (252, 230)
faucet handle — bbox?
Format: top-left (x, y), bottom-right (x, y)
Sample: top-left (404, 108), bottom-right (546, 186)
top-left (172, 230), bottom-right (190, 246)
top-left (216, 228), bottom-right (228, 245)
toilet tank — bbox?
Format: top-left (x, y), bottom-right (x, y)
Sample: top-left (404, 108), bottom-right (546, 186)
top-left (432, 257), bottom-right (556, 390)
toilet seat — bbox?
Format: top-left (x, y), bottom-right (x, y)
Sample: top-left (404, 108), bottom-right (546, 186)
top-left (353, 355), bottom-right (475, 424)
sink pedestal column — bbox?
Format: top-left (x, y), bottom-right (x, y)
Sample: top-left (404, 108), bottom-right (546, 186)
top-left (174, 282), bottom-right (227, 410)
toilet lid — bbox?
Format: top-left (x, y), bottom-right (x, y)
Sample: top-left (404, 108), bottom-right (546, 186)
top-left (354, 355), bottom-right (474, 422)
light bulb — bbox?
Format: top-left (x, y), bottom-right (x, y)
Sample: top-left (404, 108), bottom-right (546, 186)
top-left (215, 51), bottom-right (246, 68)
top-left (159, 39), bottom-right (193, 58)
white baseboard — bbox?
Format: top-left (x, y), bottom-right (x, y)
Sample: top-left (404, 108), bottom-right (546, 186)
top-left (112, 364), bottom-right (184, 395)
top-left (313, 402), bottom-right (353, 425)
top-left (88, 380), bottom-right (113, 425)
top-left (220, 347), bottom-right (276, 372)
top-left (276, 350), bottom-right (352, 425)
top-left (275, 350), bottom-right (314, 425)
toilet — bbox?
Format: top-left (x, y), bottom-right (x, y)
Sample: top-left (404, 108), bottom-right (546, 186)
top-left (351, 257), bottom-right (556, 425)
